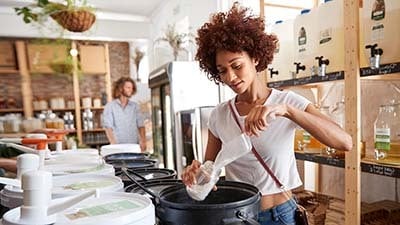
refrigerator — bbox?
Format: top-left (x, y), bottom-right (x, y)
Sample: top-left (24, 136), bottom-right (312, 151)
top-left (148, 61), bottom-right (221, 172)
top-left (175, 106), bottom-right (214, 175)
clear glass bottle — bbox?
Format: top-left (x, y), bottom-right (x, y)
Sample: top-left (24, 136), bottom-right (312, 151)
top-left (374, 104), bottom-right (394, 160)
top-left (389, 103), bottom-right (400, 158)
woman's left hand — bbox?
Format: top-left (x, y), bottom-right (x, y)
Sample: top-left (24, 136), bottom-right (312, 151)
top-left (244, 104), bottom-right (287, 136)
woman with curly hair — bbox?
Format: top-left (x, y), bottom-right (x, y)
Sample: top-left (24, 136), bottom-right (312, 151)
top-left (182, 3), bottom-right (352, 225)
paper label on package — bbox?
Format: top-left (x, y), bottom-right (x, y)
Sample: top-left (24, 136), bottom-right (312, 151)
top-left (375, 128), bottom-right (390, 151)
top-left (64, 180), bottom-right (114, 190)
top-left (65, 200), bottom-right (140, 220)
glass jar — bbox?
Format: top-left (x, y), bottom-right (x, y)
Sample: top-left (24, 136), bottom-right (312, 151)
top-left (374, 104), bottom-right (395, 160)
top-left (389, 103), bottom-right (400, 158)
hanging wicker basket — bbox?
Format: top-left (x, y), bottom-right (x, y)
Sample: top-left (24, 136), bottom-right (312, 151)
top-left (50, 10), bottom-right (96, 32)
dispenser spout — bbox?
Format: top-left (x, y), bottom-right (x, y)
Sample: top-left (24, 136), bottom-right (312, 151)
top-left (294, 62), bottom-right (306, 75)
top-left (365, 44), bottom-right (383, 69)
top-left (268, 68), bottom-right (279, 78)
top-left (315, 56), bottom-right (330, 76)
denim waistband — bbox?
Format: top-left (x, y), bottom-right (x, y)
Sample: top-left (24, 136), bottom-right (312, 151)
top-left (259, 198), bottom-right (297, 221)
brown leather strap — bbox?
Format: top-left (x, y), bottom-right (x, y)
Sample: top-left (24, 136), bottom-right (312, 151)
top-left (228, 100), bottom-right (284, 188)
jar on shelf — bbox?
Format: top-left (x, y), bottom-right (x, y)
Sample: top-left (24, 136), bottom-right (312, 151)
top-left (22, 118), bottom-right (44, 133)
top-left (45, 112), bottom-right (64, 129)
top-left (63, 111), bottom-right (75, 130)
top-left (3, 114), bottom-right (22, 133)
top-left (81, 96), bottom-right (92, 109)
top-left (374, 104), bottom-right (395, 160)
top-left (388, 102), bottom-right (400, 158)
top-left (93, 97), bottom-right (102, 108)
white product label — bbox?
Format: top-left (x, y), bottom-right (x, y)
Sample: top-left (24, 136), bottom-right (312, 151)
top-left (371, 23), bottom-right (384, 41)
top-left (320, 28), bottom-right (332, 44)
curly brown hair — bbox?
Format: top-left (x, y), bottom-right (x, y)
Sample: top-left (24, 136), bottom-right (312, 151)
top-left (195, 3), bottom-right (277, 84)
top-left (112, 77), bottom-right (137, 99)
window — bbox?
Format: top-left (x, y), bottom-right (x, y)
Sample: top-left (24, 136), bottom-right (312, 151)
top-left (263, 0), bottom-right (317, 32)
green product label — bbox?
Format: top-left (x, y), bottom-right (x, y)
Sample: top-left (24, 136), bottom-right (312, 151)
top-left (375, 128), bottom-right (390, 151)
top-left (64, 180), bottom-right (114, 190)
top-left (65, 200), bottom-right (141, 220)
top-left (303, 131), bottom-right (311, 144)
top-left (65, 164), bottom-right (105, 174)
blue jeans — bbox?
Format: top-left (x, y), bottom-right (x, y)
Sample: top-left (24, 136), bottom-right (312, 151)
top-left (258, 198), bottom-right (297, 225)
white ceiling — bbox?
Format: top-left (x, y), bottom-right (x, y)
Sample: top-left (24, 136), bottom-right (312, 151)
top-left (0, 0), bottom-right (168, 22)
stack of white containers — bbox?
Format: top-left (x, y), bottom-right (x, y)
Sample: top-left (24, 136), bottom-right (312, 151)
top-left (0, 150), bottom-right (155, 225)
top-left (269, 0), bottom-right (348, 82)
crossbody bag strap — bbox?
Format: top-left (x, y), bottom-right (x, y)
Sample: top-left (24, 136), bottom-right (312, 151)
top-left (228, 100), bottom-right (284, 189)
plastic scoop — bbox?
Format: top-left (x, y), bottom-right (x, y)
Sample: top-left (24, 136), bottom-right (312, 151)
top-left (186, 133), bottom-right (252, 201)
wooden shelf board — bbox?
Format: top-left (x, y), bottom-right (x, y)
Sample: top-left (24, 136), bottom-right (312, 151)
top-left (82, 128), bottom-right (105, 132)
top-left (81, 107), bottom-right (104, 110)
top-left (0, 69), bottom-right (19, 74)
top-left (33, 108), bottom-right (76, 112)
top-left (295, 151), bottom-right (400, 178)
top-left (267, 71), bottom-right (344, 88)
top-left (0, 108), bottom-right (23, 113)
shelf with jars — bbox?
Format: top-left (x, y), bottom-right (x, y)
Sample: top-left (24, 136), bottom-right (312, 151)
top-left (0, 39), bottom-right (112, 146)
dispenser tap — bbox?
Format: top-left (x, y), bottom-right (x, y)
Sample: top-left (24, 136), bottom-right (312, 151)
top-left (294, 62), bottom-right (306, 75)
top-left (268, 68), bottom-right (279, 79)
top-left (365, 44), bottom-right (383, 69)
top-left (315, 56), bottom-right (330, 76)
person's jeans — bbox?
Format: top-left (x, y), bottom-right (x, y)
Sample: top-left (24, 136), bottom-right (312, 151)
top-left (258, 198), bottom-right (297, 225)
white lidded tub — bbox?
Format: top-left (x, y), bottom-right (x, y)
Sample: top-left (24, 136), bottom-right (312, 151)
top-left (100, 144), bottom-right (140, 156)
top-left (1, 192), bottom-right (155, 225)
top-left (1, 174), bottom-right (123, 209)
top-left (44, 162), bottom-right (115, 176)
top-left (46, 152), bottom-right (102, 165)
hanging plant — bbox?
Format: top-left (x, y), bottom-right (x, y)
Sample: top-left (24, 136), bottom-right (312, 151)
top-left (15, 0), bottom-right (96, 33)
top-left (155, 23), bottom-right (195, 60)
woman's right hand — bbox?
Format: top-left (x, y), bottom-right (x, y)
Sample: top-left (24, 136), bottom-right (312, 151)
top-left (181, 159), bottom-right (201, 187)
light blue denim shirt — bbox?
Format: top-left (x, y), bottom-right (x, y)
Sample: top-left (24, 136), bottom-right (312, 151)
top-left (103, 99), bottom-right (145, 144)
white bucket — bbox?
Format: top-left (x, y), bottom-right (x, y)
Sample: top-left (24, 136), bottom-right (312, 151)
top-left (2, 192), bottom-right (155, 225)
top-left (100, 144), bottom-right (141, 157)
top-left (0, 186), bottom-right (23, 209)
top-left (44, 163), bottom-right (115, 176)
top-left (0, 174), bottom-right (123, 209)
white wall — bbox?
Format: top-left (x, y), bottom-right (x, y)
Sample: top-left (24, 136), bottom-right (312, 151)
top-left (0, 7), bottom-right (151, 41)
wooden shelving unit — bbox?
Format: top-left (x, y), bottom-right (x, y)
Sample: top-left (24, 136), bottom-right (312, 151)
top-left (0, 108), bottom-right (23, 113)
top-left (0, 40), bottom-right (112, 146)
top-left (295, 151), bottom-right (400, 179)
top-left (260, 1), bottom-right (400, 224)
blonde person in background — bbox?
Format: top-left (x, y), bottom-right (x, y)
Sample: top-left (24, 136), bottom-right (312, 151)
top-left (103, 77), bottom-right (146, 151)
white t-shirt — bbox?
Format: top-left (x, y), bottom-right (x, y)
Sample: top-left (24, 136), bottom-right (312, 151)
top-left (208, 89), bottom-right (311, 195)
